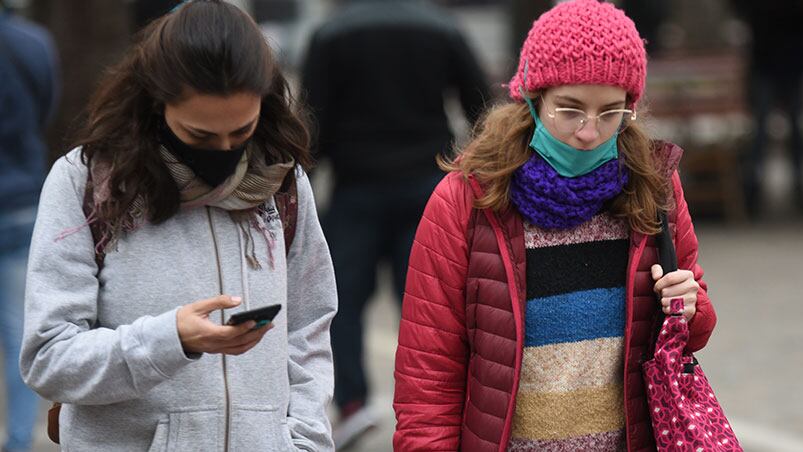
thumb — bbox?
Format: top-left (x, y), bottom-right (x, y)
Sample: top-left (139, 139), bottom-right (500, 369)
top-left (651, 264), bottom-right (664, 281)
top-left (191, 295), bottom-right (242, 314)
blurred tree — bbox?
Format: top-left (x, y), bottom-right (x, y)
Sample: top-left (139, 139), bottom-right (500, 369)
top-left (29, 0), bottom-right (131, 163)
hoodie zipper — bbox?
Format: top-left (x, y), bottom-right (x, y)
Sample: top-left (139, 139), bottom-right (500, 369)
top-left (206, 207), bottom-right (231, 452)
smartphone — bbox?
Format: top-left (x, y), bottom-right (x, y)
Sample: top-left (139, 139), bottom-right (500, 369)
top-left (226, 304), bottom-right (281, 328)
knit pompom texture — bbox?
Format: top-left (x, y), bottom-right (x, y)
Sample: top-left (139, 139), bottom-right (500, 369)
top-left (509, 0), bottom-right (647, 103)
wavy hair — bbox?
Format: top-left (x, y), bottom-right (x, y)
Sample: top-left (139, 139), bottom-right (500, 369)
top-left (439, 101), bottom-right (672, 235)
top-left (72, 0), bottom-right (313, 225)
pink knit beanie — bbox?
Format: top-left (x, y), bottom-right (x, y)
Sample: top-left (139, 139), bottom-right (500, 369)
top-left (508, 0), bottom-right (647, 104)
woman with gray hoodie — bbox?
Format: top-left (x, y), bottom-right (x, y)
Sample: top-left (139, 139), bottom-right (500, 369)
top-left (19, 1), bottom-right (337, 450)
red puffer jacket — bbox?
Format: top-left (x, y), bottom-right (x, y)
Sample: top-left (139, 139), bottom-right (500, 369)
top-left (393, 143), bottom-right (717, 452)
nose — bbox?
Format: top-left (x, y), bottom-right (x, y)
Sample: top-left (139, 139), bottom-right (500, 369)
top-left (574, 119), bottom-right (600, 146)
top-left (219, 137), bottom-right (234, 151)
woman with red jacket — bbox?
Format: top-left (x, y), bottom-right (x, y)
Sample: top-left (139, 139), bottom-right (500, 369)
top-left (393, 1), bottom-right (717, 451)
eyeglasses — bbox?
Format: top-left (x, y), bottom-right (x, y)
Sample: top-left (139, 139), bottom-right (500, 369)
top-left (540, 96), bottom-right (637, 139)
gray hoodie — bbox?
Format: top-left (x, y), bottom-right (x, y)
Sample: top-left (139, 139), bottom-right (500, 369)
top-left (20, 148), bottom-right (337, 451)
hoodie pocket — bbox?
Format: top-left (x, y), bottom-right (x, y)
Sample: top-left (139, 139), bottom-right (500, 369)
top-left (171, 408), bottom-right (222, 451)
top-left (229, 405), bottom-right (294, 451)
top-left (146, 408), bottom-right (223, 452)
top-left (146, 419), bottom-right (169, 452)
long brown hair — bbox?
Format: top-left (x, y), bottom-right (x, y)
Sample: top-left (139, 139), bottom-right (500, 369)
top-left (73, 0), bottom-right (313, 225)
top-left (440, 101), bottom-right (672, 235)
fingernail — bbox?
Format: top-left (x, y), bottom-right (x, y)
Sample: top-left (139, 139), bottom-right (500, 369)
top-left (231, 296), bottom-right (242, 303)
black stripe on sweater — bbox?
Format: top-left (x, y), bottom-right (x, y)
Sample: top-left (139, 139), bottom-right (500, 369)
top-left (526, 239), bottom-right (629, 300)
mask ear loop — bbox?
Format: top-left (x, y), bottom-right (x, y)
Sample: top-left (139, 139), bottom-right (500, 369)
top-left (519, 59), bottom-right (539, 119)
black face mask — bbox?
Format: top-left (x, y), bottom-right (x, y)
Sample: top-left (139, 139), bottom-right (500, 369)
top-left (159, 122), bottom-right (249, 187)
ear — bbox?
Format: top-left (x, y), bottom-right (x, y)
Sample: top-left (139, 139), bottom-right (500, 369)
top-left (625, 95), bottom-right (638, 111)
top-left (152, 100), bottom-right (166, 116)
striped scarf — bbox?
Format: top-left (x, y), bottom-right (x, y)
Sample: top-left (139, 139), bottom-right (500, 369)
top-left (86, 145), bottom-right (294, 269)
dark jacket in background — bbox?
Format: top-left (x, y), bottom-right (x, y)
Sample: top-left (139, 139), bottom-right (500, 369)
top-left (731, 0), bottom-right (803, 79)
top-left (132, 0), bottom-right (179, 30)
top-left (0, 10), bottom-right (59, 211)
top-left (301, 0), bottom-right (490, 186)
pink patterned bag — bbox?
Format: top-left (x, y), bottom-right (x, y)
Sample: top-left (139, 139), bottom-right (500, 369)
top-left (642, 213), bottom-right (742, 451)
top-left (642, 298), bottom-right (742, 451)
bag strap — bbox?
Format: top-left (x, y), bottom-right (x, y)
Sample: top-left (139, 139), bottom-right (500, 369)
top-left (47, 402), bottom-right (61, 443)
top-left (646, 211), bottom-right (678, 359)
top-left (656, 211), bottom-right (678, 274)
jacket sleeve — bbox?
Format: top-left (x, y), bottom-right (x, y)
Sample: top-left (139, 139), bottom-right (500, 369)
top-left (19, 153), bottom-right (197, 405)
top-left (300, 29), bottom-right (332, 158)
top-left (671, 171), bottom-right (717, 352)
top-left (393, 174), bottom-right (472, 451)
top-left (284, 168), bottom-right (337, 451)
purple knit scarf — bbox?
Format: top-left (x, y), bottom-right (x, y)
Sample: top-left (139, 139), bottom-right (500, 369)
top-left (510, 153), bottom-right (629, 230)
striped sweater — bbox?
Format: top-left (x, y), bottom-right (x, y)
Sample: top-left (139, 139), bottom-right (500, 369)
top-left (508, 213), bottom-right (630, 452)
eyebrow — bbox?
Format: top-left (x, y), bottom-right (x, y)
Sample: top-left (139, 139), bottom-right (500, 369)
top-left (553, 95), bottom-right (626, 109)
top-left (184, 116), bottom-right (259, 136)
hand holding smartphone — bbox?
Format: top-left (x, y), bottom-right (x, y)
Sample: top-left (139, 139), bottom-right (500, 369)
top-left (226, 304), bottom-right (282, 329)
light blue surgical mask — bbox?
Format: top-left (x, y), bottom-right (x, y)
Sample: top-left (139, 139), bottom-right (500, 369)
top-left (522, 94), bottom-right (620, 178)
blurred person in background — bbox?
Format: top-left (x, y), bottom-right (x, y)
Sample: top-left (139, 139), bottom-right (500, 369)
top-left (0, 1), bottom-right (59, 451)
top-left (301, 0), bottom-right (490, 448)
top-left (508, 0), bottom-right (551, 60)
top-left (19, 1), bottom-right (336, 450)
top-left (133, 0), bottom-right (181, 29)
top-left (394, 0), bottom-right (718, 450)
top-left (731, 0), bottom-right (803, 215)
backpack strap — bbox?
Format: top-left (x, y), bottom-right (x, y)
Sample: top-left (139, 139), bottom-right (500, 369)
top-left (82, 172), bottom-right (105, 269)
top-left (273, 167), bottom-right (298, 256)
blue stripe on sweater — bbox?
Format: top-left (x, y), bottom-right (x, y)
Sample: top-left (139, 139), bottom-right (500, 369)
top-left (524, 287), bottom-right (626, 347)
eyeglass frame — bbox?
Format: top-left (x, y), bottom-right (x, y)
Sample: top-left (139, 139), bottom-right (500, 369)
top-left (538, 95), bottom-right (638, 137)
